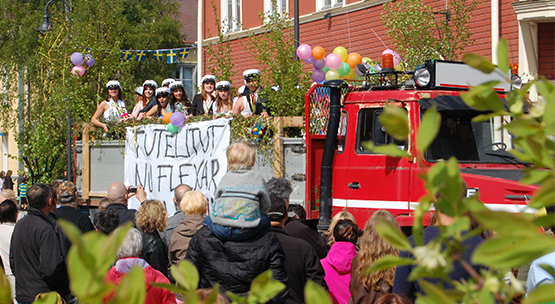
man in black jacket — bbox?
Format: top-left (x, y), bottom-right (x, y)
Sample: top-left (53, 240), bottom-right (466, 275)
top-left (10, 183), bottom-right (70, 303)
top-left (269, 194), bottom-right (327, 304)
top-left (103, 182), bottom-right (145, 226)
top-left (52, 181), bottom-right (95, 234)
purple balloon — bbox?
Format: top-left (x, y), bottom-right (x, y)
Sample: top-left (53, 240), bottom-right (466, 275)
top-left (84, 54), bottom-right (95, 67)
top-left (304, 55), bottom-right (315, 64)
top-left (326, 53), bottom-right (342, 70)
top-left (170, 112), bottom-right (185, 127)
top-left (70, 52), bottom-right (84, 66)
top-left (313, 59), bottom-right (325, 70)
top-left (296, 44), bottom-right (312, 60)
top-left (311, 69), bottom-right (326, 83)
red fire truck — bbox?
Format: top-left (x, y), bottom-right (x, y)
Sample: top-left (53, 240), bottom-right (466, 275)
top-left (304, 60), bottom-right (537, 229)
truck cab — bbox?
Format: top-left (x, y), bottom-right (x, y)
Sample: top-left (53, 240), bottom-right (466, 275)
top-left (305, 60), bottom-right (537, 226)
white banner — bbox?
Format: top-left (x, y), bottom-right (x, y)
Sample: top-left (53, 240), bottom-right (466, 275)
top-left (124, 118), bottom-right (231, 214)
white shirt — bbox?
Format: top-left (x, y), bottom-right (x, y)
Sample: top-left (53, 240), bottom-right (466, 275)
top-left (103, 99), bottom-right (127, 121)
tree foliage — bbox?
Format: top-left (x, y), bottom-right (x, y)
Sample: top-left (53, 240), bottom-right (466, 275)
top-left (206, 4), bottom-right (237, 87)
top-left (0, 0), bottom-right (183, 182)
top-left (382, 0), bottom-right (478, 69)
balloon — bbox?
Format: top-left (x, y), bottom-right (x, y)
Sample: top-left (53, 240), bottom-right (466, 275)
top-left (346, 69), bottom-right (357, 79)
top-left (347, 52), bottom-right (362, 69)
top-left (382, 49), bottom-right (402, 66)
top-left (337, 62), bottom-right (351, 77)
top-left (312, 46), bottom-right (326, 60)
top-left (374, 64), bottom-right (382, 72)
top-left (170, 112), bottom-right (185, 127)
top-left (362, 57), bottom-right (373, 64)
top-left (296, 44), bottom-right (312, 60)
top-left (333, 46), bottom-right (348, 62)
top-left (313, 59), bottom-right (326, 70)
top-left (71, 65), bottom-right (86, 77)
top-left (304, 55), bottom-right (315, 64)
top-left (326, 53), bottom-right (342, 70)
top-left (322, 66), bottom-right (330, 72)
top-left (84, 54), bottom-right (95, 67)
top-left (167, 123), bottom-right (178, 133)
top-left (325, 70), bottom-right (340, 81)
top-left (163, 112), bottom-right (172, 124)
top-left (311, 69), bottom-right (326, 83)
top-left (70, 52), bottom-right (84, 65)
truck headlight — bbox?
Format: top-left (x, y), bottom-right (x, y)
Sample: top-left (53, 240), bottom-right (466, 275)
top-left (414, 68), bottom-right (430, 87)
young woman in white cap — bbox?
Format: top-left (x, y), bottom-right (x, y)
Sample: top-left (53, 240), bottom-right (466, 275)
top-left (161, 78), bottom-right (175, 88)
top-left (213, 81), bottom-right (233, 117)
top-left (233, 69), bottom-right (269, 117)
top-left (190, 75), bottom-right (217, 116)
top-left (169, 81), bottom-right (190, 115)
top-left (134, 80), bottom-right (158, 120)
top-left (145, 87), bottom-right (172, 119)
top-left (91, 80), bottom-right (129, 132)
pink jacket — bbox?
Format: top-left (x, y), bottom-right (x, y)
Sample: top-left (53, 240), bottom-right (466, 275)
top-left (321, 242), bottom-right (358, 304)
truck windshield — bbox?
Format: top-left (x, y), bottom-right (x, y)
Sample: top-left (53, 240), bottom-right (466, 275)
top-left (424, 109), bottom-right (518, 164)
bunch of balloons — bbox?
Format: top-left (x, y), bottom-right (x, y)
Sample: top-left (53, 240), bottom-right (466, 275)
top-left (163, 112), bottom-right (186, 133)
top-left (296, 44), bottom-right (404, 82)
top-left (70, 52), bottom-right (95, 77)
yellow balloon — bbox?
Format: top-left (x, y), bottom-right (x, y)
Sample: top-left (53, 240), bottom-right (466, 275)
top-left (362, 57), bottom-right (373, 64)
top-left (333, 46), bottom-right (348, 62)
top-left (325, 70), bottom-right (341, 80)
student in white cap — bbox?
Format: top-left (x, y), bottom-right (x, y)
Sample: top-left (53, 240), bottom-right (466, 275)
top-left (134, 80), bottom-right (158, 120)
top-left (161, 78), bottom-right (176, 88)
top-left (91, 80), bottom-right (129, 132)
top-left (213, 81), bottom-right (233, 116)
top-left (190, 75), bottom-right (217, 116)
top-left (233, 69), bottom-right (269, 117)
top-left (146, 87), bottom-right (172, 119)
top-left (169, 81), bottom-right (191, 115)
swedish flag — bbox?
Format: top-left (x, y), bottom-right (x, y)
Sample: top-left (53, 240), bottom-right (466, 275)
top-left (179, 48), bottom-right (189, 59)
top-left (121, 50), bottom-right (133, 61)
top-left (167, 49), bottom-right (177, 64)
top-left (106, 49), bottom-right (113, 56)
top-left (153, 50), bottom-right (164, 61)
top-left (135, 50), bottom-right (146, 62)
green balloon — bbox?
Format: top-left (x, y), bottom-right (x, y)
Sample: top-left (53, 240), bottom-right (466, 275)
top-left (167, 123), bottom-right (178, 133)
top-left (322, 66), bottom-right (330, 72)
top-left (337, 62), bottom-right (351, 77)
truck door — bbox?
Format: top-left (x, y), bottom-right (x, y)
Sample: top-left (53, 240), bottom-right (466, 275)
top-left (343, 104), bottom-right (414, 221)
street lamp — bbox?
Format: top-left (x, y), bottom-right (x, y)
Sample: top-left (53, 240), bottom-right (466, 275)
top-left (37, 0), bottom-right (73, 182)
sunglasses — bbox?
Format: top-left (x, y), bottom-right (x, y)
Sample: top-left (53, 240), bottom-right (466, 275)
top-left (107, 85), bottom-right (119, 90)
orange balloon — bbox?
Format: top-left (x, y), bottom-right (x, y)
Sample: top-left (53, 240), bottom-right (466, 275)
top-left (163, 112), bottom-right (172, 124)
top-left (347, 52), bottom-right (362, 69)
top-left (312, 46), bottom-right (326, 61)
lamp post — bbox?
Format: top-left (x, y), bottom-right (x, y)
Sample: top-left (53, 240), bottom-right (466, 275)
top-left (37, 0), bottom-right (73, 182)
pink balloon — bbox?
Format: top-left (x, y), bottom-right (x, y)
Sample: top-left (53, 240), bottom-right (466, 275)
top-left (382, 49), bottom-right (402, 66)
top-left (71, 65), bottom-right (86, 77)
top-left (296, 44), bottom-right (312, 60)
top-left (326, 53), bottom-right (342, 70)
top-left (311, 69), bottom-right (326, 83)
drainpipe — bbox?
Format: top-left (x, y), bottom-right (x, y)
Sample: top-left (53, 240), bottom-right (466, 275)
top-left (197, 0), bottom-right (203, 87)
top-left (491, 0), bottom-right (499, 64)
top-left (317, 79), bottom-right (344, 232)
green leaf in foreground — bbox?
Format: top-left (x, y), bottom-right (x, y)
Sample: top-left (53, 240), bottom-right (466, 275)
top-left (249, 270), bottom-right (285, 304)
top-left (461, 81), bottom-right (504, 112)
top-left (497, 38), bottom-right (510, 76)
top-left (171, 259), bottom-right (200, 292)
top-left (365, 255), bottom-right (414, 274)
top-left (379, 104), bottom-right (410, 141)
top-left (417, 280), bottom-right (458, 304)
top-left (0, 267), bottom-right (12, 304)
top-left (525, 283), bottom-right (555, 304)
top-left (305, 280), bottom-right (332, 304)
top-left (375, 217), bottom-right (413, 251)
top-left (417, 106), bottom-right (441, 154)
top-left (362, 142), bottom-right (412, 158)
top-left (32, 292), bottom-right (61, 304)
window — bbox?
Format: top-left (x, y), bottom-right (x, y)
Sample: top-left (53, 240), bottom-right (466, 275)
top-left (175, 64), bottom-right (196, 102)
top-left (356, 108), bottom-right (406, 154)
top-left (264, 0), bottom-right (288, 17)
top-left (221, 0), bottom-right (242, 33)
top-left (317, 0), bottom-right (343, 11)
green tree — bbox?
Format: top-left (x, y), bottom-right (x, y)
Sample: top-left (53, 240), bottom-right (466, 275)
top-left (382, 0), bottom-right (478, 69)
top-left (0, 0), bottom-right (183, 182)
top-left (243, 2), bottom-right (312, 117)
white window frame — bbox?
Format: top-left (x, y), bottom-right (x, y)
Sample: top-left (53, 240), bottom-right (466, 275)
top-left (317, 0), bottom-right (343, 11)
top-left (175, 63), bottom-right (197, 100)
top-left (264, 0), bottom-right (288, 17)
top-left (221, 0), bottom-right (242, 33)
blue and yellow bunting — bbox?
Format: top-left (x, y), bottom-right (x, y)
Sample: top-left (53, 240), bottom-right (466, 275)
top-left (81, 46), bottom-right (194, 64)
top-left (167, 49), bottom-right (177, 64)
top-left (179, 48), bottom-right (189, 59)
top-left (121, 50), bottom-right (133, 61)
top-left (135, 50), bottom-right (147, 62)
top-left (153, 50), bottom-right (164, 61)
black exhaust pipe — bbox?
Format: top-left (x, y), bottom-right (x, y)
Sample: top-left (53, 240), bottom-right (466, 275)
top-left (317, 79), bottom-right (344, 232)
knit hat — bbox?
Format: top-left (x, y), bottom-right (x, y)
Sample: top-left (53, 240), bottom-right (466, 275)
top-left (169, 81), bottom-right (184, 91)
top-left (58, 181), bottom-right (77, 203)
top-left (156, 87), bottom-right (171, 96)
top-left (201, 75), bottom-right (216, 84)
top-left (162, 78), bottom-right (176, 87)
top-left (142, 80), bottom-right (158, 90)
top-left (216, 81), bottom-right (231, 90)
top-left (106, 80), bottom-right (122, 91)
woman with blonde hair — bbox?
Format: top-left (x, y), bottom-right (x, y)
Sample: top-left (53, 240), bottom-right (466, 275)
top-left (350, 210), bottom-right (401, 304)
top-left (324, 211), bottom-right (356, 246)
top-left (169, 191), bottom-right (207, 266)
top-left (135, 200), bottom-right (169, 277)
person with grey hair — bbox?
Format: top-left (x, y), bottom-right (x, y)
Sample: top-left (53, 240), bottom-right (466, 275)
top-left (266, 177), bottom-right (329, 259)
top-left (52, 181), bottom-right (94, 234)
top-left (106, 228), bottom-right (176, 304)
